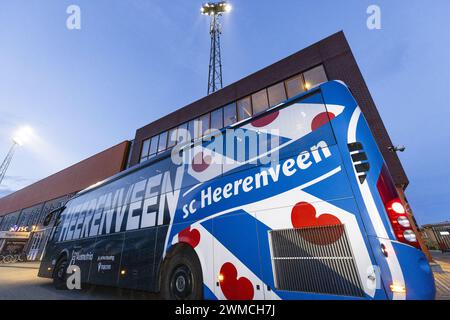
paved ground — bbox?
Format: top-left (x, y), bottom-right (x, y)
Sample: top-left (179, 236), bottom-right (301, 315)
top-left (0, 262), bottom-right (157, 300)
top-left (0, 253), bottom-right (449, 299)
top-left (430, 251), bottom-right (450, 300)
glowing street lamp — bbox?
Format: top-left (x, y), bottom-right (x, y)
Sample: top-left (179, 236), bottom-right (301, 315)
top-left (0, 126), bottom-right (34, 185)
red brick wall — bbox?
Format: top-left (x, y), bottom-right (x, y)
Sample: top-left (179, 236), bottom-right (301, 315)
top-left (0, 141), bottom-right (130, 216)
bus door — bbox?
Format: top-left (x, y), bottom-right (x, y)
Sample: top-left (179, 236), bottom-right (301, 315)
top-left (89, 232), bottom-right (125, 287)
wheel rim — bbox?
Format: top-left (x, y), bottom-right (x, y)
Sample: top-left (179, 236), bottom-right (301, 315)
top-left (170, 264), bottom-right (193, 299)
top-left (56, 261), bottom-right (67, 281)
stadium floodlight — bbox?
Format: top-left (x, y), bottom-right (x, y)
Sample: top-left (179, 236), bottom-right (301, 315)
top-left (12, 126), bottom-right (33, 146)
top-left (201, 2), bottom-right (232, 95)
top-left (0, 126), bottom-right (34, 185)
top-left (201, 1), bottom-right (232, 15)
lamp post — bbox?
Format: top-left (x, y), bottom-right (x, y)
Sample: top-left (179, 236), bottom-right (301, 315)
top-left (201, 1), bottom-right (232, 95)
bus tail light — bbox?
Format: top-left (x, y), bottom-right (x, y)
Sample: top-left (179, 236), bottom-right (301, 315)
top-left (390, 283), bottom-right (406, 294)
top-left (376, 165), bottom-right (421, 249)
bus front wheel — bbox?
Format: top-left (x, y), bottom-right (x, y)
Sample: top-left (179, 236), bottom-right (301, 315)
top-left (160, 244), bottom-right (203, 300)
top-left (53, 257), bottom-right (68, 290)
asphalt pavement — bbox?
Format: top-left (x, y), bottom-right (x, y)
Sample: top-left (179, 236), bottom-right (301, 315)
top-left (0, 253), bottom-right (449, 300)
top-left (0, 262), bottom-right (157, 300)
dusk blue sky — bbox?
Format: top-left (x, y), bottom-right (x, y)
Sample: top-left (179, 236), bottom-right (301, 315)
top-left (0, 1), bottom-right (448, 225)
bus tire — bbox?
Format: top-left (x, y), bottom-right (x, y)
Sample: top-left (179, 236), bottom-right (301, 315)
top-left (53, 257), bottom-right (68, 290)
top-left (160, 244), bottom-right (203, 300)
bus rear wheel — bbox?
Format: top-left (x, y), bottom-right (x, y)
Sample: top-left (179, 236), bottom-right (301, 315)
top-left (160, 245), bottom-right (203, 300)
top-left (53, 258), bottom-right (68, 290)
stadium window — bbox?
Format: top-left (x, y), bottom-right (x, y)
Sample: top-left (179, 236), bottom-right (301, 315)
top-left (268, 82), bottom-right (287, 106)
top-left (303, 65), bottom-right (328, 89)
top-left (167, 127), bottom-right (178, 148)
top-left (157, 131), bottom-right (168, 153)
top-left (285, 74), bottom-right (305, 99)
top-left (237, 96), bottom-right (252, 121)
top-left (210, 108), bottom-right (223, 130)
top-left (140, 156), bottom-right (148, 163)
top-left (187, 119), bottom-right (196, 141)
top-left (140, 138), bottom-right (150, 160)
top-left (149, 135), bottom-right (159, 156)
top-left (199, 113), bottom-right (210, 136)
top-left (177, 122), bottom-right (188, 144)
top-left (251, 89), bottom-right (269, 114)
top-left (223, 102), bottom-right (237, 126)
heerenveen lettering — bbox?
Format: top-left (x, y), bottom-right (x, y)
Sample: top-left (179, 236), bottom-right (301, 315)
top-left (59, 167), bottom-right (184, 241)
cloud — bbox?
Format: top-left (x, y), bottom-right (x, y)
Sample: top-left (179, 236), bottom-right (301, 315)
top-left (0, 175), bottom-right (36, 199)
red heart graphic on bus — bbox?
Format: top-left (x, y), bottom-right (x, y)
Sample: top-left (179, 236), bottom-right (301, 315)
top-left (178, 226), bottom-right (200, 248)
top-left (219, 262), bottom-right (254, 300)
top-left (311, 112), bottom-right (335, 131)
top-left (251, 111), bottom-right (280, 128)
top-left (291, 201), bottom-right (343, 245)
top-left (192, 152), bottom-right (211, 172)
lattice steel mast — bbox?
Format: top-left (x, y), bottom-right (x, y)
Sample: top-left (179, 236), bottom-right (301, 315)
top-left (201, 2), bottom-right (232, 95)
top-left (0, 142), bottom-right (18, 186)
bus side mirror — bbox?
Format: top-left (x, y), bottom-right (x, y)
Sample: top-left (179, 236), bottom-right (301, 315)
top-left (43, 206), bottom-right (65, 227)
top-left (43, 213), bottom-right (53, 227)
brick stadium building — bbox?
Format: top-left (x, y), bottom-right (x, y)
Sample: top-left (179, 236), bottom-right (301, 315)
top-left (0, 142), bottom-right (130, 260)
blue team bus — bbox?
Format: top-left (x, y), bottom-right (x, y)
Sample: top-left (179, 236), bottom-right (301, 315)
top-left (38, 81), bottom-right (435, 300)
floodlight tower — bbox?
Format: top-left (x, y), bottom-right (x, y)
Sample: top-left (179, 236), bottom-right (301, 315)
top-left (0, 126), bottom-right (33, 186)
top-left (201, 1), bottom-right (232, 95)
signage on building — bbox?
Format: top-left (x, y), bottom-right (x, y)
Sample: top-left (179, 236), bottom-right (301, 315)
top-left (0, 231), bottom-right (31, 239)
top-left (9, 225), bottom-right (30, 232)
